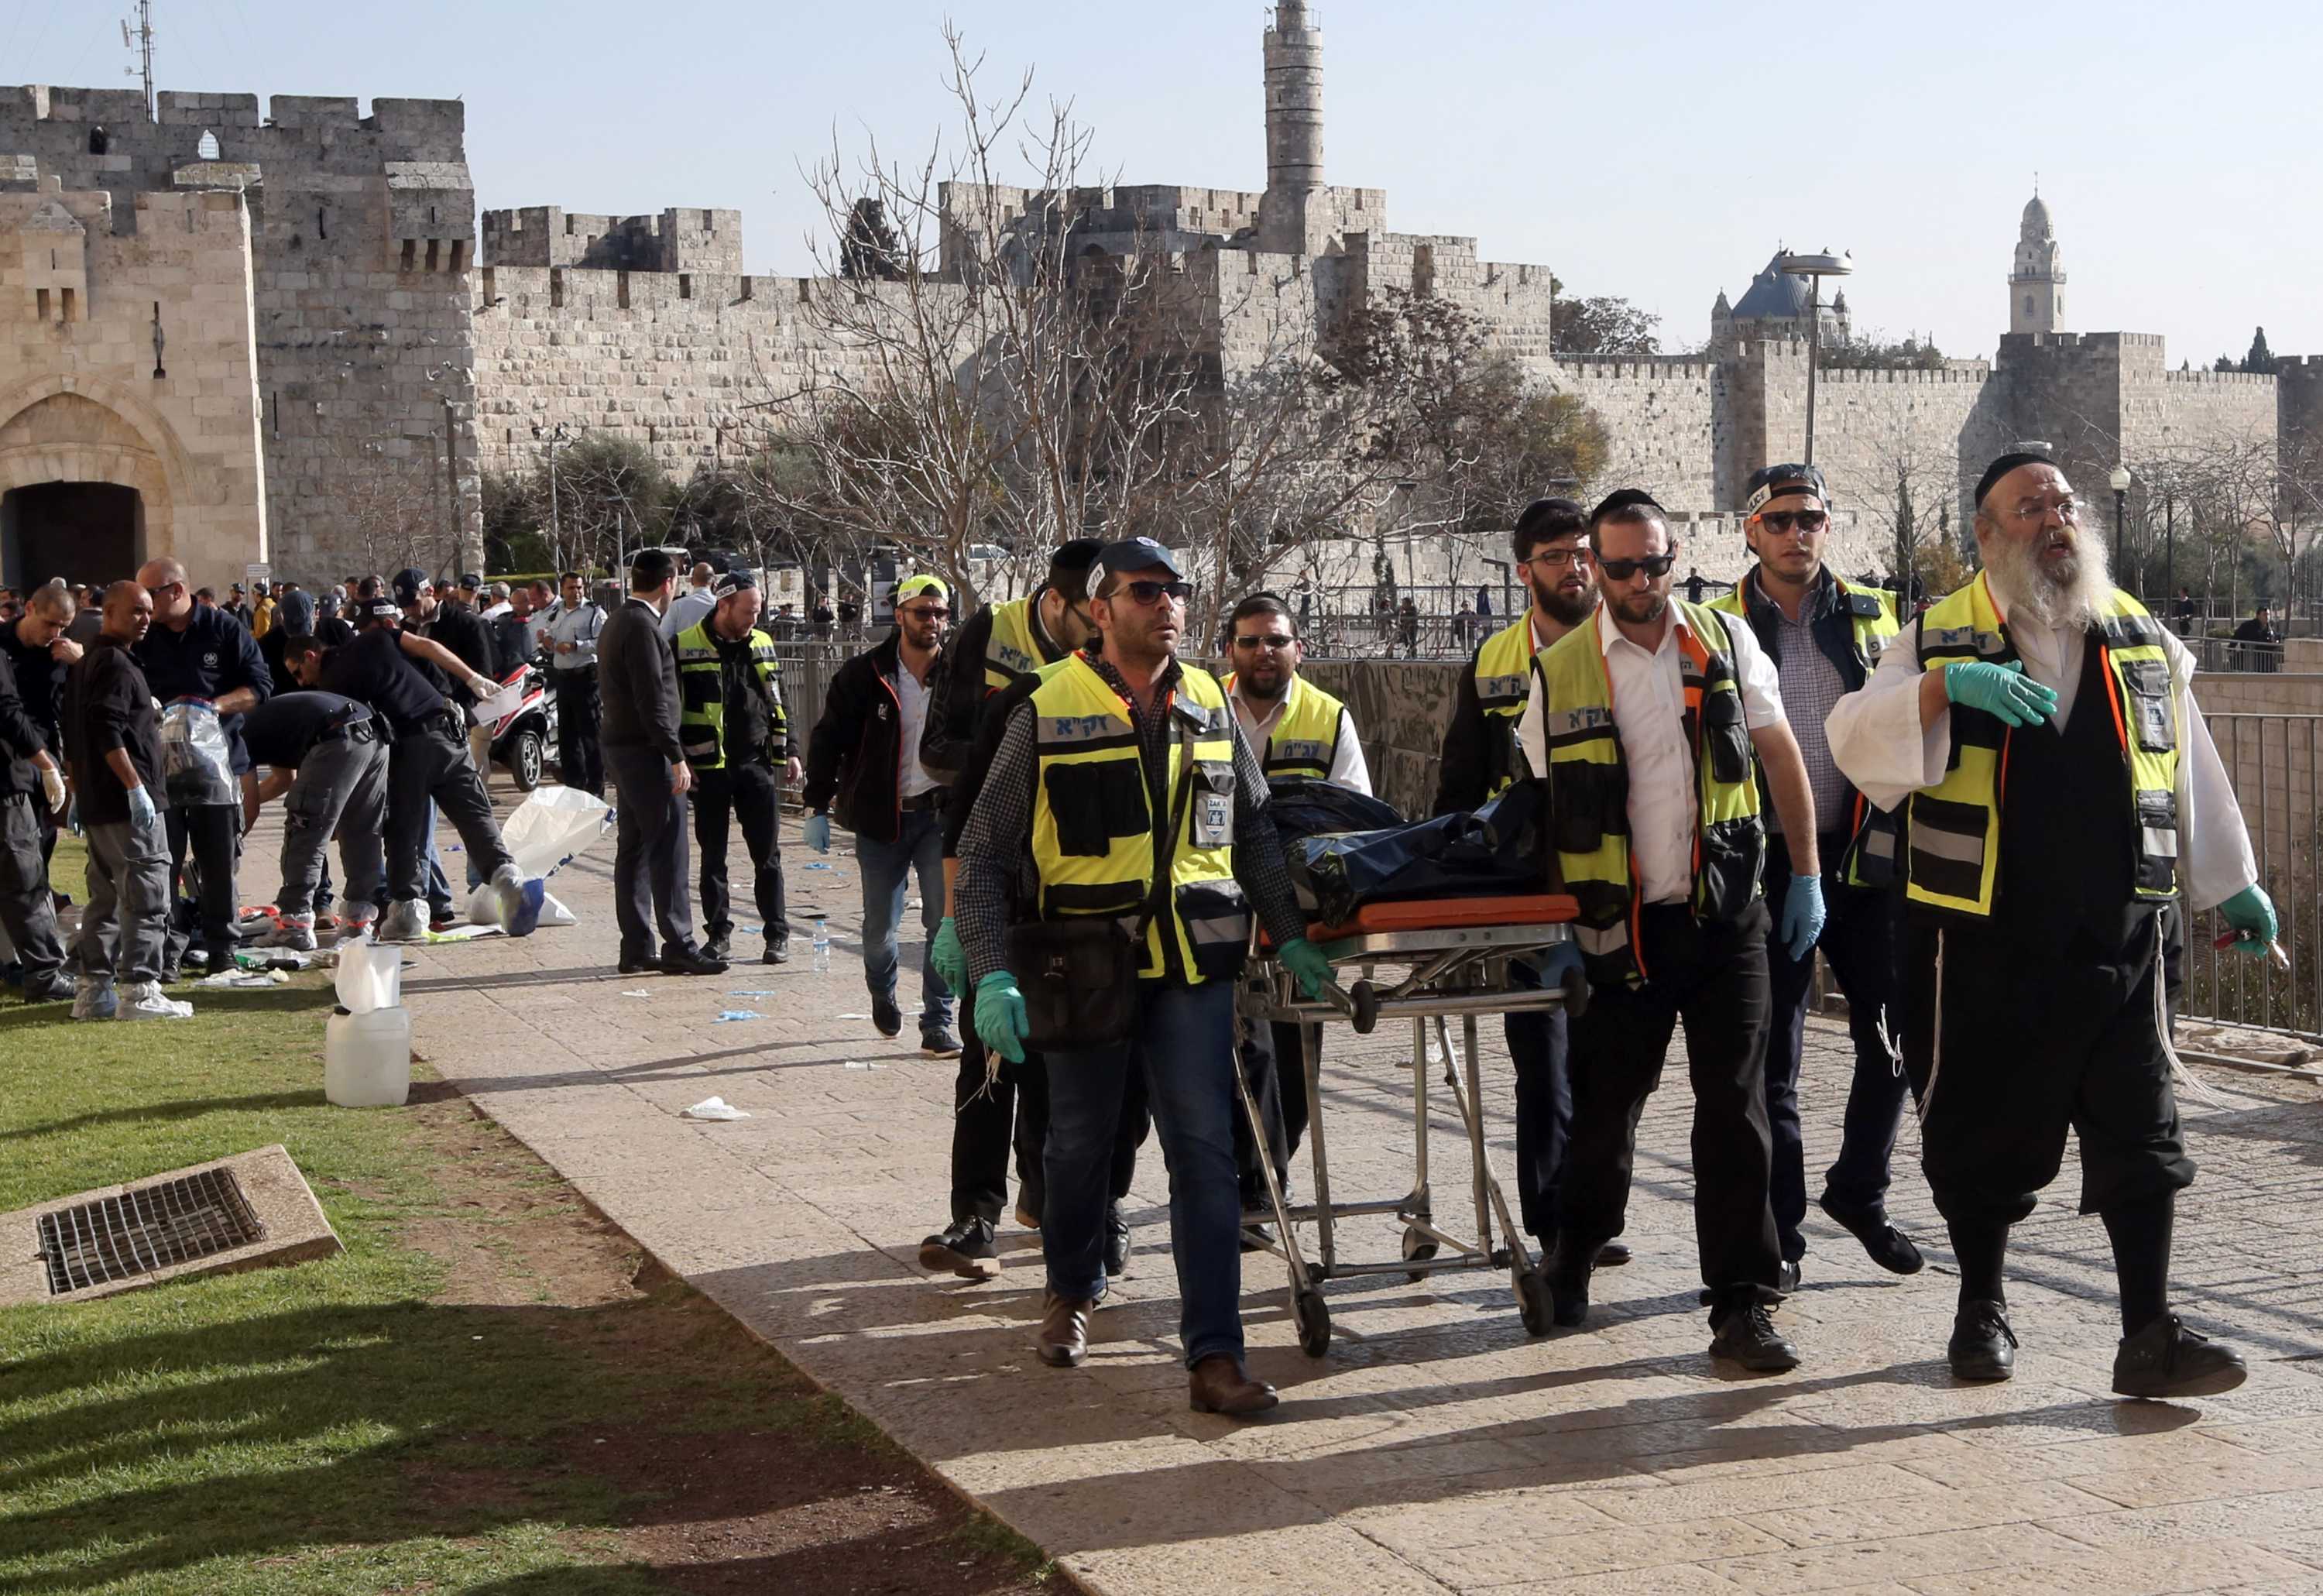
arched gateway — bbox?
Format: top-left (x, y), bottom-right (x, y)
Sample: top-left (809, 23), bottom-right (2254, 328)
top-left (0, 381), bottom-right (183, 591)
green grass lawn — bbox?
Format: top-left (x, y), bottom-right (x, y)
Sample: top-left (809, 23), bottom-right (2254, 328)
top-left (0, 973), bottom-right (1045, 1594)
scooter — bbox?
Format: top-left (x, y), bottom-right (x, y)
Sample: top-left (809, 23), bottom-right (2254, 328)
top-left (486, 659), bottom-right (559, 791)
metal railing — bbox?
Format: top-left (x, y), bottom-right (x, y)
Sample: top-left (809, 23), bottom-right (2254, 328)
top-left (2185, 712), bottom-right (2323, 1038)
top-left (2185, 637), bottom-right (2288, 674)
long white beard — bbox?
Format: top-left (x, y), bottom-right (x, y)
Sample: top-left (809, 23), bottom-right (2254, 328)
top-left (1984, 527), bottom-right (2114, 632)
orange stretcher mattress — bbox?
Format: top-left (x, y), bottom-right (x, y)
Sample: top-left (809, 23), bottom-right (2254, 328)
top-left (1261, 893), bottom-right (1580, 952)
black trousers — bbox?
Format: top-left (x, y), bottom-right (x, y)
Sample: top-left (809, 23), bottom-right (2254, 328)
top-left (604, 743), bottom-right (695, 963)
top-left (163, 801), bottom-right (241, 965)
top-left (691, 760), bottom-right (789, 942)
top-left (1906, 911), bottom-right (2192, 1227)
top-left (1760, 831), bottom-right (1913, 1259)
top-left (951, 1021), bottom-right (1143, 1226)
top-left (552, 671), bottom-right (603, 796)
top-left (386, 716), bottom-right (513, 904)
top-left (1556, 901), bottom-right (1781, 1307)
top-left (0, 793), bottom-right (66, 985)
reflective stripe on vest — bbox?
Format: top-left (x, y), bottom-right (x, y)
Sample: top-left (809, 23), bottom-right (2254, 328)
top-left (1534, 601), bottom-right (1765, 988)
top-left (674, 620), bottom-right (786, 770)
top-left (1028, 655), bottom-right (1247, 984)
top-left (1905, 572), bottom-right (2181, 918)
top-left (1706, 574), bottom-right (1905, 887)
top-left (1222, 671), bottom-right (1346, 781)
top-left (1471, 610), bottom-right (1540, 798)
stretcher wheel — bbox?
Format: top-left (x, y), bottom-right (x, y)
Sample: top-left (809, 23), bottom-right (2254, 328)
top-left (1517, 1272), bottom-right (1554, 1337)
top-left (1558, 963), bottom-right (1590, 1020)
top-left (1402, 1227), bottom-right (1439, 1283)
top-left (1349, 980), bottom-right (1381, 1035)
top-left (1295, 1291), bottom-right (1332, 1357)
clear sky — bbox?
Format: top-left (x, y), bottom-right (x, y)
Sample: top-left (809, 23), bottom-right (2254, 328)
top-left (12, 0), bottom-right (2315, 367)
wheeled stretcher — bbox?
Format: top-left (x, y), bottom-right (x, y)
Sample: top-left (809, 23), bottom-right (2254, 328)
top-left (1239, 894), bottom-right (1589, 1356)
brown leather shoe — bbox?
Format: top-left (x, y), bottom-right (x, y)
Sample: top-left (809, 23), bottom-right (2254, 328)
top-left (1037, 1292), bottom-right (1093, 1368)
top-left (1188, 1354), bottom-right (1278, 1417)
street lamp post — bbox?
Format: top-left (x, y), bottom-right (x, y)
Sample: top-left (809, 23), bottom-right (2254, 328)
top-left (2110, 463), bottom-right (2132, 597)
top-left (1778, 249), bottom-right (1853, 467)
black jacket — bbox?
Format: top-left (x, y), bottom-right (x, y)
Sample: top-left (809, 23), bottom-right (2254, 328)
top-left (0, 648), bottom-right (50, 798)
top-left (598, 597), bottom-right (683, 761)
top-left (804, 632), bottom-right (947, 845)
top-left (133, 602), bottom-right (272, 775)
top-left (419, 604), bottom-right (499, 702)
top-left (1433, 637), bottom-right (1504, 817)
top-left (919, 589), bottom-right (1067, 784)
top-left (0, 619), bottom-right (65, 759)
top-left (64, 636), bottom-right (163, 825)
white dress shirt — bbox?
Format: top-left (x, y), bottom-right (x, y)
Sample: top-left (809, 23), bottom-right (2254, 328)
top-left (1825, 596), bottom-right (2255, 911)
top-left (660, 585), bottom-right (715, 640)
top-left (895, 661), bottom-right (941, 798)
top-left (1518, 603), bottom-right (1786, 905)
top-left (1230, 679), bottom-right (1372, 795)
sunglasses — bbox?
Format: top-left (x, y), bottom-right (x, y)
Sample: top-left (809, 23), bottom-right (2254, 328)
top-left (1596, 554), bottom-right (1676, 582)
top-left (1109, 579), bottom-right (1191, 606)
top-left (899, 604), bottom-right (951, 620)
top-left (1233, 633), bottom-right (1295, 651)
top-left (1756, 509), bottom-right (1829, 534)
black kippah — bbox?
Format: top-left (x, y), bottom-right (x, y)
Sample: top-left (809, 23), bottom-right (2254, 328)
top-left (1515, 497), bottom-right (1587, 541)
top-left (1589, 488), bottom-right (1666, 527)
top-left (1975, 451), bottom-right (2054, 507)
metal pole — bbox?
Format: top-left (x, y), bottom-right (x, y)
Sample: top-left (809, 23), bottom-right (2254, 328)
top-left (443, 396), bottom-right (462, 580)
top-left (1804, 276), bottom-right (1821, 468)
top-left (2114, 487), bottom-right (2127, 597)
top-left (547, 442), bottom-right (562, 571)
top-left (2167, 492), bottom-right (2175, 616)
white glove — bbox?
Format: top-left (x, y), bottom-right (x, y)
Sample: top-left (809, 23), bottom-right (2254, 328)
top-left (37, 762), bottom-right (64, 816)
top-left (468, 674), bottom-right (499, 700)
top-left (127, 784), bottom-right (158, 829)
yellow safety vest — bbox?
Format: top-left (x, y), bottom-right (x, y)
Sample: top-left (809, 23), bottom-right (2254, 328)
top-left (1906, 573), bottom-right (2181, 918)
top-left (983, 596), bottom-right (1053, 692)
top-left (1535, 602), bottom-right (1766, 987)
top-left (1470, 609), bottom-right (1542, 798)
top-left (1707, 573), bottom-right (1906, 886)
top-left (674, 620), bottom-right (786, 770)
top-left (1220, 671), bottom-right (1347, 781)
top-left (1029, 654), bottom-right (1249, 984)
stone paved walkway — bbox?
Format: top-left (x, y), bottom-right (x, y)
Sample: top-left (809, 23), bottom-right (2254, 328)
top-left (403, 790), bottom-right (2323, 1595)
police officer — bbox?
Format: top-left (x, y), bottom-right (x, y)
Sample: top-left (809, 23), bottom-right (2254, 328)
top-left (1707, 464), bottom-right (1921, 1287)
top-left (955, 537), bottom-right (1334, 1417)
top-left (0, 624), bottom-right (70, 1001)
top-left (133, 557), bottom-right (272, 977)
top-left (1828, 452), bottom-right (2273, 1397)
top-left (1517, 489), bottom-right (1828, 1374)
top-left (1220, 591), bottom-right (1367, 1214)
top-left (1434, 498), bottom-right (1623, 1272)
top-left (674, 569), bottom-right (801, 965)
top-left (244, 644), bottom-right (388, 951)
top-left (322, 597), bottom-right (535, 943)
top-left (545, 571), bottom-right (606, 795)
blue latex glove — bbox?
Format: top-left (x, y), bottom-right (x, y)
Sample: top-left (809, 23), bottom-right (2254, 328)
top-left (805, 812), bottom-right (832, 853)
top-left (1779, 872), bottom-right (1826, 962)
top-left (1278, 936), bottom-right (1335, 1001)
top-left (2219, 885), bottom-right (2279, 956)
top-left (1536, 939), bottom-right (1584, 990)
top-left (127, 784), bottom-right (158, 830)
top-left (974, 972), bottom-right (1029, 1064)
top-left (1942, 660), bottom-right (2058, 728)
top-left (930, 915), bottom-right (966, 994)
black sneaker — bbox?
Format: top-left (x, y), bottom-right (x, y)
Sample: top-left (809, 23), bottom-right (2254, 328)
top-left (1709, 1303), bottom-right (1800, 1373)
top-left (1820, 1195), bottom-right (1927, 1275)
top-left (1103, 1201), bottom-right (1131, 1277)
top-left (764, 937), bottom-right (790, 965)
top-left (703, 935), bottom-right (732, 962)
top-left (870, 995), bottom-right (903, 1038)
top-left (1947, 1299), bottom-right (2018, 1382)
top-left (916, 1218), bottom-right (1000, 1282)
top-left (2112, 1313), bottom-right (2248, 1400)
top-left (921, 1027), bottom-right (962, 1058)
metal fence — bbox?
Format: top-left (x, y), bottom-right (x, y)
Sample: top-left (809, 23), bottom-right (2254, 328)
top-left (2184, 712), bottom-right (2323, 1039)
top-left (766, 638), bottom-right (854, 728)
top-left (2185, 637), bottom-right (2288, 674)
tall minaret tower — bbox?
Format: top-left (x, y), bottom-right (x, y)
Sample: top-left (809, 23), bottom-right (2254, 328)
top-left (2009, 190), bottom-right (2065, 335)
top-left (1258, 1), bottom-right (1326, 255)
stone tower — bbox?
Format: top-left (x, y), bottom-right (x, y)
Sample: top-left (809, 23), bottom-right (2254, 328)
top-left (1257, 1), bottom-right (1325, 255)
top-left (2009, 190), bottom-right (2065, 335)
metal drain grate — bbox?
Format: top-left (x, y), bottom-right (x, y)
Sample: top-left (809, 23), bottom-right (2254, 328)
top-left (36, 1169), bottom-right (267, 1295)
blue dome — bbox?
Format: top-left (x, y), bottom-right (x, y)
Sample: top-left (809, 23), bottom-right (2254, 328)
top-left (1728, 252), bottom-right (1814, 321)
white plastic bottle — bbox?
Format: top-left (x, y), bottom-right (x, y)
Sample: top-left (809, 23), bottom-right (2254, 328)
top-left (325, 1004), bottom-right (413, 1107)
top-left (812, 916), bottom-right (832, 973)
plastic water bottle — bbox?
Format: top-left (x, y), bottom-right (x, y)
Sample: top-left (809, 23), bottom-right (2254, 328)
top-left (812, 917), bottom-right (831, 973)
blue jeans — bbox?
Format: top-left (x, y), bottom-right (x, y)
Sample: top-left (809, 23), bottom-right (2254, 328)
top-left (856, 807), bottom-right (950, 1030)
top-left (1046, 978), bottom-right (1245, 1368)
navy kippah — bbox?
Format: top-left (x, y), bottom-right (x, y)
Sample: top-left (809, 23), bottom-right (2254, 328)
top-left (1975, 451), bottom-right (2054, 507)
top-left (1589, 488), bottom-right (1666, 527)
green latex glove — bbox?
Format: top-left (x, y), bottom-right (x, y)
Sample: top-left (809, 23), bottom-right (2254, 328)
top-left (2219, 885), bottom-right (2279, 956)
top-left (930, 915), bottom-right (966, 994)
top-left (1278, 936), bottom-right (1335, 1001)
top-left (1942, 660), bottom-right (2058, 728)
top-left (974, 972), bottom-right (1029, 1064)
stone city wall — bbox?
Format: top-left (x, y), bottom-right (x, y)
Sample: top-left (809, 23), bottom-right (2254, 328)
top-left (1553, 355), bottom-right (1723, 511)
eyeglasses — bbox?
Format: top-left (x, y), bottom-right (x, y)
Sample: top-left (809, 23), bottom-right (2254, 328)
top-left (1596, 554), bottom-right (1676, 582)
top-left (1109, 579), bottom-right (1191, 607)
top-left (2006, 496), bottom-right (2080, 524)
top-left (144, 581), bottom-right (183, 601)
top-left (1233, 633), bottom-right (1296, 651)
top-left (899, 604), bottom-right (951, 620)
top-left (1755, 510), bottom-right (1829, 534)
top-left (1522, 547), bottom-right (1591, 571)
